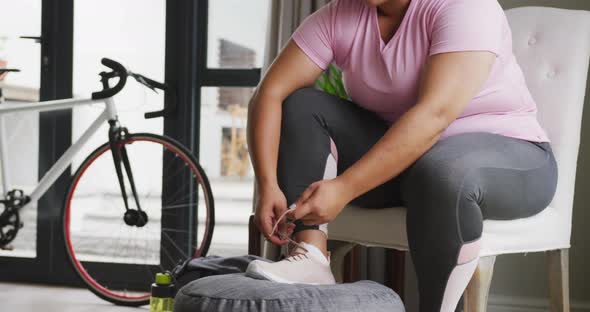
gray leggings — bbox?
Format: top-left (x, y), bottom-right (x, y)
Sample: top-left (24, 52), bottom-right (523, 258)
top-left (277, 88), bottom-right (558, 312)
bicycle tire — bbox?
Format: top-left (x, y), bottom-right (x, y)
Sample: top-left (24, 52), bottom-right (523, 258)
top-left (61, 132), bottom-right (214, 306)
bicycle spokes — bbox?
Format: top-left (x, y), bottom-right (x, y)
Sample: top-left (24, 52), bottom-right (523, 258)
top-left (63, 133), bottom-right (214, 306)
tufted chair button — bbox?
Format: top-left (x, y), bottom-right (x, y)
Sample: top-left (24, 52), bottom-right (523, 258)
top-left (528, 36), bottom-right (537, 45)
top-left (547, 70), bottom-right (557, 79)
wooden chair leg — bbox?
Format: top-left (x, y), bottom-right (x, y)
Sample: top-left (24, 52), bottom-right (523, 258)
top-left (248, 214), bottom-right (282, 260)
top-left (248, 214), bottom-right (262, 256)
top-left (548, 249), bottom-right (570, 312)
top-left (385, 249), bottom-right (406, 301)
top-left (329, 241), bottom-right (356, 283)
top-left (343, 245), bottom-right (361, 283)
top-left (463, 256), bottom-right (496, 312)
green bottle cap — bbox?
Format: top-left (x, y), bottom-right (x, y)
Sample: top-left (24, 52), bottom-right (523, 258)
top-left (155, 273), bottom-right (172, 285)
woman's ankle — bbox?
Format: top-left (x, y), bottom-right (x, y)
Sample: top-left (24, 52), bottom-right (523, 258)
top-left (292, 229), bottom-right (329, 258)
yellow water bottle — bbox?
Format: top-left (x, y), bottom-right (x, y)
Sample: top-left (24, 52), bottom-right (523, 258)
top-left (149, 273), bottom-right (175, 312)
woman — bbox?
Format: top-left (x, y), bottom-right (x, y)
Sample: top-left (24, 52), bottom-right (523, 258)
top-left (245, 0), bottom-right (558, 311)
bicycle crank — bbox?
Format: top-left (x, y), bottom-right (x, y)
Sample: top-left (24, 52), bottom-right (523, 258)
top-left (0, 190), bottom-right (30, 248)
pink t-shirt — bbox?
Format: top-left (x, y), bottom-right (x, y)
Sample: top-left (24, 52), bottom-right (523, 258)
top-left (292, 0), bottom-right (549, 142)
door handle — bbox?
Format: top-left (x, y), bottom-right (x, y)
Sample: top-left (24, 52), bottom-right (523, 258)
top-left (20, 36), bottom-right (43, 44)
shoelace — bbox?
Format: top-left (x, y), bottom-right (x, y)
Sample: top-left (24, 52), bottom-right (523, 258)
top-left (285, 253), bottom-right (309, 262)
top-left (270, 208), bottom-right (309, 254)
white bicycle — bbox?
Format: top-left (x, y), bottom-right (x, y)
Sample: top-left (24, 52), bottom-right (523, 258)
top-left (0, 59), bottom-right (214, 306)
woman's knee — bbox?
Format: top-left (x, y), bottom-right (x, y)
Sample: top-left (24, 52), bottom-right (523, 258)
top-left (402, 154), bottom-right (484, 241)
top-left (403, 151), bottom-right (463, 202)
top-left (282, 87), bottom-right (321, 118)
top-left (282, 87), bottom-right (344, 121)
top-left (280, 88), bottom-right (324, 138)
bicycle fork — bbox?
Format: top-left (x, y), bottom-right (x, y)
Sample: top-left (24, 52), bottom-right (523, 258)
top-left (108, 119), bottom-right (148, 227)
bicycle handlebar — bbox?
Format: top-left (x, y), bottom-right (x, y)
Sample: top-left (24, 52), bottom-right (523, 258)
top-left (90, 58), bottom-right (175, 119)
top-left (91, 58), bottom-right (128, 100)
top-left (0, 69), bottom-right (20, 75)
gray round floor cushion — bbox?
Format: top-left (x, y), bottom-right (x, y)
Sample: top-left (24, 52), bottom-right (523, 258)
top-left (174, 273), bottom-right (405, 312)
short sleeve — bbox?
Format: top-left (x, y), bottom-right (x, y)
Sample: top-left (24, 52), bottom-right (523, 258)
top-left (291, 1), bottom-right (337, 70)
top-left (429, 0), bottom-right (504, 57)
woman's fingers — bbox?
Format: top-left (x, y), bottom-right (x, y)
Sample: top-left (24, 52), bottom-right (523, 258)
top-left (259, 214), bottom-right (275, 240)
top-left (293, 182), bottom-right (319, 208)
top-left (268, 202), bottom-right (292, 245)
top-left (266, 217), bottom-right (289, 245)
top-left (257, 208), bottom-right (285, 245)
top-left (289, 183), bottom-right (320, 218)
top-left (260, 183), bottom-right (328, 245)
top-left (288, 182), bottom-right (322, 221)
top-left (255, 210), bottom-right (270, 236)
top-left (271, 200), bottom-right (290, 235)
top-left (287, 223), bottom-right (296, 235)
top-left (287, 201), bottom-right (313, 221)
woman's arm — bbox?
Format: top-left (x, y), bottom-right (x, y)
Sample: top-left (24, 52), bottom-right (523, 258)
top-left (247, 40), bottom-right (324, 244)
top-left (288, 51), bottom-right (496, 224)
top-left (248, 40), bottom-right (323, 187)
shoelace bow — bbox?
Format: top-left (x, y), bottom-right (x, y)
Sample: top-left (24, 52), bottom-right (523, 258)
top-left (270, 208), bottom-right (309, 254)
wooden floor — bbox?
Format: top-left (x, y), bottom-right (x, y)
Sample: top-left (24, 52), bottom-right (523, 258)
top-left (0, 282), bottom-right (148, 312)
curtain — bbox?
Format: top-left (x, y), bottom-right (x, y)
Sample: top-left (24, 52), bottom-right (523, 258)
top-left (263, 0), bottom-right (330, 72)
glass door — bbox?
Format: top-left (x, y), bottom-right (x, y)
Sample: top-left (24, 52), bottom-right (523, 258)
top-left (0, 0), bottom-right (42, 259)
top-left (68, 0), bottom-right (166, 288)
top-left (198, 0), bottom-right (270, 256)
top-left (1, 0), bottom-right (200, 289)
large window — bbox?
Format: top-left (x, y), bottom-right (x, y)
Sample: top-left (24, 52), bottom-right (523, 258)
top-left (198, 0), bottom-right (270, 256)
top-left (0, 0), bottom-right (269, 287)
top-left (207, 1), bottom-right (268, 69)
top-left (0, 0), bottom-right (41, 259)
top-left (0, 0), bottom-right (172, 286)
top-left (70, 0), bottom-right (166, 264)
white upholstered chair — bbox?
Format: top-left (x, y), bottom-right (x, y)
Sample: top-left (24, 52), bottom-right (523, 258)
top-left (249, 6), bottom-right (590, 312)
top-left (327, 7), bottom-right (590, 312)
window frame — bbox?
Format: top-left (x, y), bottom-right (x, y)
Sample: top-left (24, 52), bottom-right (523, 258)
top-left (0, 0), bottom-right (264, 286)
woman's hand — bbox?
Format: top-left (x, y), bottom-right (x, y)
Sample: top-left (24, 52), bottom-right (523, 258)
top-left (254, 183), bottom-right (295, 245)
top-left (286, 178), bottom-right (354, 226)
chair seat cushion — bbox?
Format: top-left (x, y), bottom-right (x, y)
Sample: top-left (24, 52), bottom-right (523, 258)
top-left (174, 273), bottom-right (405, 312)
top-left (328, 204), bottom-right (570, 257)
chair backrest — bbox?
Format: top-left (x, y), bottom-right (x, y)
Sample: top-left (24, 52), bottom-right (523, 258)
top-left (505, 7), bottom-right (590, 234)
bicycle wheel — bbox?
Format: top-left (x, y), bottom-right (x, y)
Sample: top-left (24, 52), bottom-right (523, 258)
top-left (62, 133), bottom-right (214, 306)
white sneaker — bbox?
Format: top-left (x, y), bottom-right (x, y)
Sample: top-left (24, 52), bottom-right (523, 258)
top-left (246, 242), bottom-right (336, 285)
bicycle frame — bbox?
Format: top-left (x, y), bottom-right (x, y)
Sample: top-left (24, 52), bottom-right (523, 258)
top-left (0, 96), bottom-right (119, 210)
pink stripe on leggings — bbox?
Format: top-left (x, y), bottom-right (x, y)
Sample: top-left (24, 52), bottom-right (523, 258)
top-left (457, 239), bottom-right (481, 265)
top-left (330, 138), bottom-right (338, 162)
